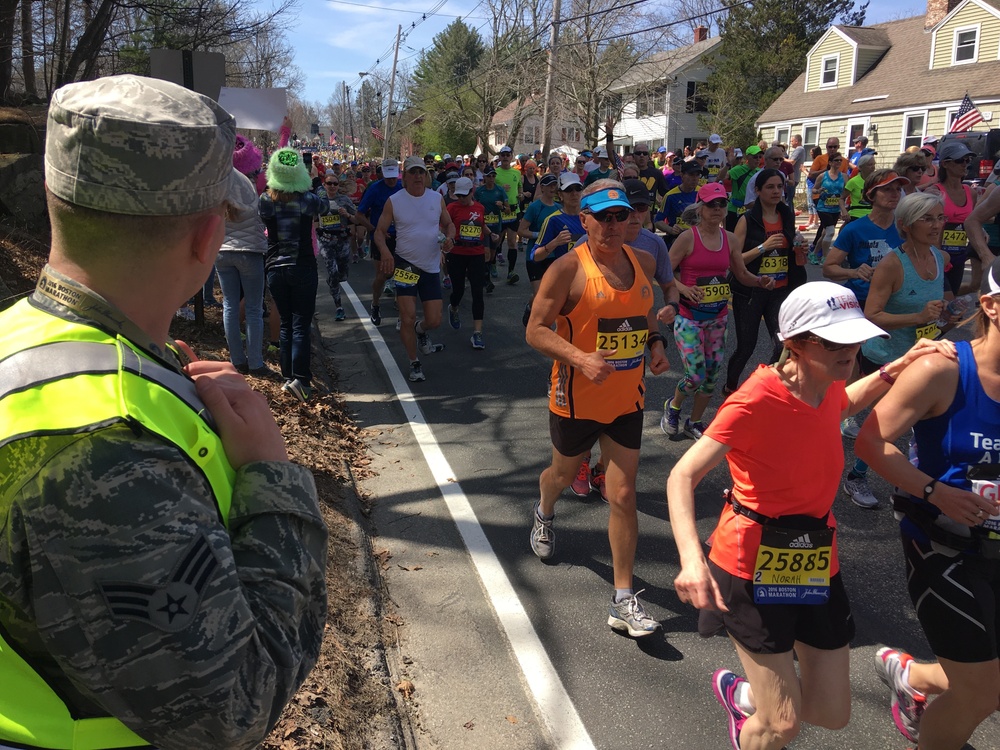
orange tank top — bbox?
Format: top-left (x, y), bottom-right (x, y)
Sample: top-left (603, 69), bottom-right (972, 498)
top-left (548, 242), bottom-right (653, 421)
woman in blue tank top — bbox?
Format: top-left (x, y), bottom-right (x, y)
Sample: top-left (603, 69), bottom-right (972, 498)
top-left (856, 257), bottom-right (1000, 750)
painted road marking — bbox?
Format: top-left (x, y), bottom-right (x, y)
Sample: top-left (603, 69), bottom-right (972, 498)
top-left (343, 282), bottom-right (596, 750)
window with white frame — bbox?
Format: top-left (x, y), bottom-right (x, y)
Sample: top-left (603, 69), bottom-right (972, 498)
top-left (820, 55), bottom-right (838, 87)
top-left (954, 26), bottom-right (978, 63)
top-left (561, 127), bottom-right (583, 143)
top-left (521, 125), bottom-right (540, 145)
top-left (902, 113), bottom-right (926, 151)
top-left (803, 123), bottom-right (819, 154)
top-left (774, 126), bottom-right (790, 148)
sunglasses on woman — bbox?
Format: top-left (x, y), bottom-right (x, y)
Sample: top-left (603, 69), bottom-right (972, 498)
top-left (586, 208), bottom-right (631, 223)
top-left (324, 181), bottom-right (337, 186)
top-left (806, 335), bottom-right (855, 351)
top-left (705, 199), bottom-right (728, 209)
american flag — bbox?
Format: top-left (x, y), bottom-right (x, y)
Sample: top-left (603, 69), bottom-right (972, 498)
top-left (370, 121), bottom-right (385, 142)
top-left (950, 94), bottom-right (985, 133)
top-left (612, 149), bottom-right (625, 173)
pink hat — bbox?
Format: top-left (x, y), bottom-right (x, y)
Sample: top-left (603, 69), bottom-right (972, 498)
top-left (232, 135), bottom-right (263, 176)
top-left (697, 182), bottom-right (728, 203)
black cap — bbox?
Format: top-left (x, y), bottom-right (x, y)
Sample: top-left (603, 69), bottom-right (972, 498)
top-left (623, 178), bottom-right (653, 207)
top-left (540, 173), bottom-right (559, 186)
top-left (681, 160), bottom-right (704, 175)
top-left (483, 166), bottom-right (497, 176)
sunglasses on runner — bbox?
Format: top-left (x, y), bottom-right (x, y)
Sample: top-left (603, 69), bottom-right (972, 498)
top-left (406, 167), bottom-right (426, 175)
top-left (585, 208), bottom-right (631, 223)
top-left (633, 151), bottom-right (649, 156)
top-left (806, 335), bottom-right (856, 351)
top-left (705, 199), bottom-right (728, 209)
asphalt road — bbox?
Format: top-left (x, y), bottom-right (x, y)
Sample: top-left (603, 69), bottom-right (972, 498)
top-left (319, 247), bottom-right (999, 750)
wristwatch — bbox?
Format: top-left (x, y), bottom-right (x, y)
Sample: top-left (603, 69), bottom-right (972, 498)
top-left (923, 478), bottom-right (939, 502)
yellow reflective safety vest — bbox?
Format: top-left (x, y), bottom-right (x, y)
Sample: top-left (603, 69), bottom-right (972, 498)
top-left (0, 298), bottom-right (236, 749)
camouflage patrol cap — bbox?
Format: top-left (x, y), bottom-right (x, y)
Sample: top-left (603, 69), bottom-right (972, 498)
top-left (45, 74), bottom-right (256, 217)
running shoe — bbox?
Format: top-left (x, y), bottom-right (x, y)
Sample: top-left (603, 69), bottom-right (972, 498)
top-left (607, 590), bottom-right (660, 637)
top-left (449, 305), bottom-right (461, 330)
top-left (522, 301), bottom-right (532, 327)
top-left (661, 404), bottom-right (681, 436)
top-left (383, 281), bottom-right (395, 298)
top-left (590, 465), bottom-right (609, 503)
top-left (417, 331), bottom-right (445, 355)
top-left (408, 361), bottom-right (425, 382)
top-left (684, 419), bottom-right (706, 440)
top-left (530, 504), bottom-right (555, 560)
top-left (874, 646), bottom-right (926, 743)
top-left (489, 264), bottom-right (499, 280)
top-left (470, 331), bottom-right (485, 350)
top-left (370, 304), bottom-right (381, 326)
top-left (281, 378), bottom-right (311, 403)
top-left (496, 251), bottom-right (505, 265)
top-left (507, 272), bottom-right (520, 285)
top-left (840, 416), bottom-right (861, 439)
top-left (249, 365), bottom-right (279, 379)
top-left (335, 307), bottom-right (346, 321)
top-left (843, 474), bottom-right (879, 509)
top-left (395, 319), bottom-right (401, 331)
top-left (485, 280), bottom-right (495, 294)
top-left (712, 669), bottom-right (750, 750)
top-left (443, 275), bottom-right (452, 290)
top-left (570, 460), bottom-right (591, 497)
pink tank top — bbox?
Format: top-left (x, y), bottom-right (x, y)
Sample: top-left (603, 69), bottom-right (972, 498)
top-left (679, 226), bottom-right (732, 321)
top-left (941, 184), bottom-right (973, 255)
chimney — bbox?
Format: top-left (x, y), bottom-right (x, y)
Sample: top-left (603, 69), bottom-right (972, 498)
top-left (925, 0), bottom-right (961, 29)
top-left (694, 25), bottom-right (709, 43)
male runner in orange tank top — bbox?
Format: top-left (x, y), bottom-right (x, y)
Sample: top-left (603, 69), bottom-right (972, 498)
top-left (525, 179), bottom-right (669, 637)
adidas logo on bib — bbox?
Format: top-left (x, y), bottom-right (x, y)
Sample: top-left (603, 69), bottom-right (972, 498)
top-left (617, 319), bottom-right (633, 332)
top-left (788, 533), bottom-right (813, 549)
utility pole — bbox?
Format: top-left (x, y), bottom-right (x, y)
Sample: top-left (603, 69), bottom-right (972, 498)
top-left (346, 84), bottom-right (357, 162)
top-left (383, 24), bottom-right (402, 159)
top-left (540, 0), bottom-right (561, 158)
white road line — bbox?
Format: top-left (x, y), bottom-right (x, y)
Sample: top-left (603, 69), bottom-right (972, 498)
top-left (342, 282), bottom-right (596, 750)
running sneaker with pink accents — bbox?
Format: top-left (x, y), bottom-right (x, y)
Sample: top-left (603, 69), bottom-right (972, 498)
top-left (570, 460), bottom-right (591, 497)
top-left (874, 645), bottom-right (926, 743)
top-left (712, 668), bottom-right (750, 749)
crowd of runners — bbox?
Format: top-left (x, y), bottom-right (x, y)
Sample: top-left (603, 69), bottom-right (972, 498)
top-left (222, 127), bottom-right (1000, 750)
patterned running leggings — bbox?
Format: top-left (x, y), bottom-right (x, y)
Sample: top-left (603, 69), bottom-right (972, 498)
top-left (673, 314), bottom-right (728, 396)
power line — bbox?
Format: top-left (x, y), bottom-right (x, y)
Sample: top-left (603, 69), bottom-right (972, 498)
top-left (325, 0), bottom-right (487, 17)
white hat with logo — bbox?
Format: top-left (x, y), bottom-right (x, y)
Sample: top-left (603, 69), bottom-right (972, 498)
top-left (778, 281), bottom-right (888, 344)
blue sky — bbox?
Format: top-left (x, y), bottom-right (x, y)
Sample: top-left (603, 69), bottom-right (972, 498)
top-left (287, 0), bottom-right (926, 105)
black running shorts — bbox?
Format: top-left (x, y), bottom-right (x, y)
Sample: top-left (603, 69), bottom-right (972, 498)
top-left (902, 530), bottom-right (1000, 663)
top-left (549, 410), bottom-right (643, 457)
top-left (699, 560), bottom-right (855, 654)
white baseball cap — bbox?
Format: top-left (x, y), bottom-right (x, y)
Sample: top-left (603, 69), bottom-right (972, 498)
top-left (454, 176), bottom-right (474, 196)
top-left (559, 171), bottom-right (583, 190)
top-left (709, 134), bottom-right (723, 144)
top-left (594, 146), bottom-right (609, 159)
top-left (778, 282), bottom-right (888, 344)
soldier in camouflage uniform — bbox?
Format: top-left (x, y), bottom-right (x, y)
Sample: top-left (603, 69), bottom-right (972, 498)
top-left (0, 75), bottom-right (328, 750)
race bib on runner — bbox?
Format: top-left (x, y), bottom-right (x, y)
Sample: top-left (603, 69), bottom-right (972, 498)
top-left (393, 266), bottom-right (420, 287)
top-left (943, 225), bottom-right (968, 249)
top-left (915, 323), bottom-right (940, 340)
top-left (459, 223), bottom-right (483, 243)
top-left (484, 212), bottom-right (499, 226)
top-left (753, 525), bottom-right (833, 604)
top-left (501, 208), bottom-right (517, 222)
top-left (759, 253), bottom-right (788, 288)
top-left (320, 213), bottom-right (342, 227)
top-left (596, 316), bottom-right (648, 371)
top-left (697, 275), bottom-right (731, 304)
top-left (824, 196), bottom-right (840, 207)
top-left (968, 470), bottom-right (1000, 538)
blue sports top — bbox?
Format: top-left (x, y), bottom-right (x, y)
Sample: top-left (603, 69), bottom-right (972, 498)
top-left (909, 340), bottom-right (1000, 540)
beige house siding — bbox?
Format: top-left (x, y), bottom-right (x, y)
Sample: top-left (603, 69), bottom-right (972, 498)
top-left (807, 34), bottom-right (855, 90)
top-left (855, 46), bottom-right (884, 78)
top-left (931, 3), bottom-right (1000, 68)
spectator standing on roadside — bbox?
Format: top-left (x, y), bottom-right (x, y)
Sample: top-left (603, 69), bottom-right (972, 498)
top-left (0, 74), bottom-right (327, 750)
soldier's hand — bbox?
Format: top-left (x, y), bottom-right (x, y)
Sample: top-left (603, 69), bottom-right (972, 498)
top-left (184, 358), bottom-right (289, 467)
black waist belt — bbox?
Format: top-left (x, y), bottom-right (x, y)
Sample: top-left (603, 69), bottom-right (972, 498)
top-left (892, 494), bottom-right (1000, 560)
top-left (725, 489), bottom-right (831, 530)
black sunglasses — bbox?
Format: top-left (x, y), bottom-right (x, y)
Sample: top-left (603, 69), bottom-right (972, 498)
top-left (406, 167), bottom-right (425, 175)
top-left (324, 181), bottom-right (337, 185)
top-left (561, 184), bottom-right (583, 193)
top-left (705, 199), bottom-right (728, 209)
top-left (633, 151), bottom-right (649, 156)
top-left (586, 208), bottom-right (631, 223)
top-left (948, 156), bottom-right (974, 164)
top-left (806, 335), bottom-right (855, 351)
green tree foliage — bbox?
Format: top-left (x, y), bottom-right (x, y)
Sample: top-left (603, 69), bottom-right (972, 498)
top-left (410, 19), bottom-right (487, 154)
top-left (701, 0), bottom-right (869, 147)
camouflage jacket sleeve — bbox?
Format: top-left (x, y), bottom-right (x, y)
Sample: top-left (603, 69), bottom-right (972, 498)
top-left (1, 426), bottom-right (328, 750)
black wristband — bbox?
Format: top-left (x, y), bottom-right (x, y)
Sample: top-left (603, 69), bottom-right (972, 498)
top-left (647, 333), bottom-right (666, 350)
top-left (665, 301), bottom-right (680, 313)
top-left (923, 478), bottom-right (939, 502)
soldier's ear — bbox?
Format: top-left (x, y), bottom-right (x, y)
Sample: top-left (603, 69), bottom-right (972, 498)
top-left (189, 208), bottom-right (226, 267)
